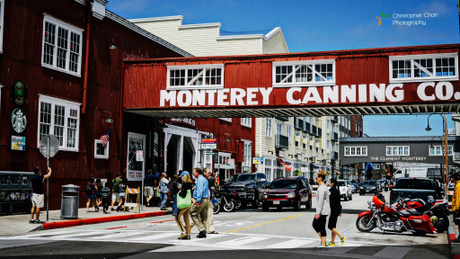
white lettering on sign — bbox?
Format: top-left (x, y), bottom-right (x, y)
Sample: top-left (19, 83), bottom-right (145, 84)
top-left (159, 82), bottom-right (459, 107)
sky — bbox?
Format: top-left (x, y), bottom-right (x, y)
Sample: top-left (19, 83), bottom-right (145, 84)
top-left (106, 0), bottom-right (459, 137)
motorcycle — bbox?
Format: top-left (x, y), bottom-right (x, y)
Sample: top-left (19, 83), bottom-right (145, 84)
top-left (356, 194), bottom-right (437, 235)
top-left (212, 197), bottom-right (220, 214)
top-left (397, 196), bottom-right (449, 233)
top-left (214, 187), bottom-right (235, 212)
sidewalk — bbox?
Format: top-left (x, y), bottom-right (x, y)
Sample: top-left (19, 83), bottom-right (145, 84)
top-left (0, 206), bottom-right (170, 236)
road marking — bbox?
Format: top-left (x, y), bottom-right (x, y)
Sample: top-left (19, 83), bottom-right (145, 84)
top-left (105, 219), bottom-right (176, 230)
top-left (372, 246), bottom-right (412, 259)
top-left (130, 232), bottom-right (178, 241)
top-left (216, 236), bottom-right (268, 246)
top-left (49, 231), bottom-right (102, 239)
top-left (224, 214), bottom-right (302, 233)
top-left (266, 239), bottom-right (315, 248)
top-left (91, 232), bottom-right (144, 240)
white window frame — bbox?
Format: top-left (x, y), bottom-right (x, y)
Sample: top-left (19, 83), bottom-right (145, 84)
top-left (242, 140), bottom-right (252, 167)
top-left (429, 145), bottom-right (453, 156)
top-left (266, 118), bottom-right (272, 137)
top-left (37, 95), bottom-right (81, 152)
top-left (219, 118), bottom-right (232, 123)
top-left (389, 53), bottom-right (458, 83)
top-left (272, 59), bottom-right (336, 87)
top-left (0, 0), bottom-right (4, 53)
top-left (94, 139), bottom-right (109, 159)
top-left (286, 125), bottom-right (292, 144)
top-left (344, 146), bottom-right (368, 157)
top-left (167, 64), bottom-right (224, 90)
top-left (41, 15), bottom-right (83, 77)
top-left (241, 118), bottom-right (252, 128)
top-left (385, 145), bottom-right (410, 156)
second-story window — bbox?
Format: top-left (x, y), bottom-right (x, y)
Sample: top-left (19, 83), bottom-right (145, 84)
top-left (42, 15), bottom-right (82, 77)
top-left (273, 60), bottom-right (335, 87)
top-left (241, 118), bottom-right (252, 128)
top-left (167, 64), bottom-right (224, 89)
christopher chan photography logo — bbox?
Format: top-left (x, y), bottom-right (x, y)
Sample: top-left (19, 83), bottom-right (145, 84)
top-left (376, 11), bottom-right (439, 27)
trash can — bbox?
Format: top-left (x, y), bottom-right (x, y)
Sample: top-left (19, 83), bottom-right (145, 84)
top-left (61, 184), bottom-right (80, 219)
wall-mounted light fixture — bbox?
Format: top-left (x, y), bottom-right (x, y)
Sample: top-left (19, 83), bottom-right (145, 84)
top-left (109, 39), bottom-right (117, 50)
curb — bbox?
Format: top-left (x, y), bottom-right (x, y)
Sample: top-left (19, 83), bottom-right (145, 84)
top-left (41, 211), bottom-right (168, 230)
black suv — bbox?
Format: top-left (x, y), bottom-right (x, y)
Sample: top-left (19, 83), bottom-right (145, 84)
top-left (228, 173), bottom-right (269, 208)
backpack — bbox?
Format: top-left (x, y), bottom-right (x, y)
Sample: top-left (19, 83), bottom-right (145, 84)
top-left (85, 184), bottom-right (93, 196)
top-left (112, 179), bottom-right (121, 193)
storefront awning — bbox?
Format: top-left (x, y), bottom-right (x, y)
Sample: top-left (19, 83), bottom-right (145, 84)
top-left (277, 158), bottom-right (293, 172)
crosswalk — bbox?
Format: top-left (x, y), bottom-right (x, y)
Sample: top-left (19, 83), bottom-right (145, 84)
top-left (0, 229), bottom-right (417, 258)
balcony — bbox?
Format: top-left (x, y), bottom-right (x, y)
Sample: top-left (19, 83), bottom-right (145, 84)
top-left (331, 116), bottom-right (338, 123)
top-left (303, 122), bottom-right (311, 133)
top-left (332, 132), bottom-right (338, 142)
top-left (311, 126), bottom-right (317, 136)
top-left (317, 128), bottom-right (322, 137)
top-left (276, 134), bottom-right (289, 149)
top-left (276, 116), bottom-right (289, 121)
top-left (294, 119), bottom-right (303, 130)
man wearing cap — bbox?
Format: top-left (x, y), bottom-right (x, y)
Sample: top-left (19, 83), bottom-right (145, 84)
top-left (30, 166), bottom-right (52, 223)
top-left (190, 167), bottom-right (209, 238)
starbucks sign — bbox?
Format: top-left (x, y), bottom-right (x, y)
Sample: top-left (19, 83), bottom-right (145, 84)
top-left (11, 108), bottom-right (27, 133)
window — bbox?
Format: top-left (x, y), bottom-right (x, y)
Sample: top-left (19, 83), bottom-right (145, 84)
top-left (0, 0), bottom-right (4, 53)
top-left (219, 118), bottom-right (232, 123)
top-left (429, 145), bottom-right (453, 156)
top-left (386, 146), bottom-right (410, 156)
top-left (42, 15), bottom-right (82, 77)
top-left (37, 95), bottom-right (80, 151)
top-left (344, 146), bottom-right (368, 157)
top-left (266, 118), bottom-right (272, 137)
top-left (286, 125), bottom-right (292, 143)
top-left (167, 64), bottom-right (224, 89)
top-left (390, 53), bottom-right (458, 82)
top-left (94, 139), bottom-right (109, 159)
top-left (273, 60), bottom-right (335, 87)
top-left (243, 141), bottom-right (252, 167)
top-left (241, 118), bottom-right (252, 128)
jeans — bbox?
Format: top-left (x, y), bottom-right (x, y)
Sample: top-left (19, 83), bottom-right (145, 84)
top-left (172, 195), bottom-right (178, 216)
top-left (160, 192), bottom-right (168, 209)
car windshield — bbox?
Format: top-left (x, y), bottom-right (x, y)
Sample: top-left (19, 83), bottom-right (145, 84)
top-left (338, 181), bottom-right (346, 186)
top-left (363, 180), bottom-right (377, 185)
top-left (395, 179), bottom-right (434, 189)
top-left (270, 180), bottom-right (297, 189)
top-left (227, 175), bottom-right (237, 183)
top-left (236, 174), bottom-right (256, 182)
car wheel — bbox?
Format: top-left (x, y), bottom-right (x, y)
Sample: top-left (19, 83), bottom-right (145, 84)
top-left (294, 199), bottom-right (301, 210)
top-left (262, 204), bottom-right (269, 212)
top-left (252, 197), bottom-right (259, 209)
top-left (306, 196), bottom-right (312, 209)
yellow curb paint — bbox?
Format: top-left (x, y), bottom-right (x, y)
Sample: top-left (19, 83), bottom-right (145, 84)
top-left (224, 214), bottom-right (302, 234)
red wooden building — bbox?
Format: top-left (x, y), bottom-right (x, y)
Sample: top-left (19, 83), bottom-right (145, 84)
top-left (0, 0), bottom-right (191, 210)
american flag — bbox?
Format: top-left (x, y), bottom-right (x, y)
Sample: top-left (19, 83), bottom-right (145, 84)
top-left (100, 129), bottom-right (111, 146)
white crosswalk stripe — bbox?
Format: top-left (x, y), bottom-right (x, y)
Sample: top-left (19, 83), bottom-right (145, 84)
top-left (129, 232), bottom-right (178, 242)
top-left (90, 232), bottom-right (144, 240)
top-left (216, 236), bottom-right (268, 246)
top-left (266, 239), bottom-right (315, 249)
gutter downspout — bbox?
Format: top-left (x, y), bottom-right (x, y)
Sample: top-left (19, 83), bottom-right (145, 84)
top-left (82, 0), bottom-right (91, 114)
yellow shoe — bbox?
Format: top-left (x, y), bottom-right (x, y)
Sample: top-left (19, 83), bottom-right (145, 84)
top-left (327, 242), bottom-right (335, 247)
top-left (341, 236), bottom-right (346, 246)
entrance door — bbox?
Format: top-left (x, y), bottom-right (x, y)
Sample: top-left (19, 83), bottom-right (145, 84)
top-left (166, 135), bottom-right (179, 177)
top-left (182, 137), bottom-right (195, 173)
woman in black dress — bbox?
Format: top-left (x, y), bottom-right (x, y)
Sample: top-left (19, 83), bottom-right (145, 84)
top-left (327, 178), bottom-right (346, 246)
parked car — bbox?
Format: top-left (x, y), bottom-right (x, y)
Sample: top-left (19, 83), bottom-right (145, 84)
top-left (350, 182), bottom-right (360, 193)
top-left (390, 177), bottom-right (442, 202)
top-left (262, 177), bottom-right (312, 211)
top-left (359, 180), bottom-right (379, 195)
top-left (228, 173), bottom-right (269, 208)
top-left (337, 180), bottom-right (353, 201)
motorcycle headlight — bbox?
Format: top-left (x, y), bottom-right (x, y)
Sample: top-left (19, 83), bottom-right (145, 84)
top-left (360, 187), bottom-right (363, 189)
top-left (371, 187), bottom-right (376, 189)
top-left (287, 192), bottom-right (296, 198)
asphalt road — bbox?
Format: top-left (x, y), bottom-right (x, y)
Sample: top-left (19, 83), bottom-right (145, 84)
top-left (0, 191), bottom-right (450, 259)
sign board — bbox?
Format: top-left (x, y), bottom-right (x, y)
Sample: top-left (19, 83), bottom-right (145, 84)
top-left (278, 150), bottom-right (285, 158)
top-left (201, 143), bottom-right (217, 149)
top-left (11, 135), bottom-right (26, 151)
top-left (39, 135), bottom-right (59, 158)
top-left (227, 158), bottom-right (235, 167)
top-left (136, 150), bottom-right (144, 162)
top-left (11, 108), bottom-right (27, 134)
top-left (253, 157), bottom-right (263, 164)
top-left (301, 167), bottom-right (309, 173)
top-left (201, 138), bottom-right (217, 144)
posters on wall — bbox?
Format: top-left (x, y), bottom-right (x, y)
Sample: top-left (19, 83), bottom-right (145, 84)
top-left (127, 132), bottom-right (146, 181)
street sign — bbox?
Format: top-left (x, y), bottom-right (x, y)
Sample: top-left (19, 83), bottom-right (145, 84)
top-left (201, 143), bottom-right (217, 149)
top-left (252, 157), bottom-right (263, 164)
top-left (39, 135), bottom-right (59, 158)
top-left (201, 138), bottom-right (217, 144)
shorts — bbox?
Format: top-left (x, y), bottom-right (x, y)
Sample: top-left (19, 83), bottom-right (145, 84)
top-left (328, 213), bottom-right (339, 230)
top-left (144, 186), bottom-right (153, 197)
top-left (32, 193), bottom-right (44, 209)
top-left (86, 194), bottom-right (96, 201)
top-left (119, 192), bottom-right (126, 199)
top-left (112, 192), bottom-right (119, 202)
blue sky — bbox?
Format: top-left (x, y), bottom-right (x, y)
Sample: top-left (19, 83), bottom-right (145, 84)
top-left (107, 0), bottom-right (458, 136)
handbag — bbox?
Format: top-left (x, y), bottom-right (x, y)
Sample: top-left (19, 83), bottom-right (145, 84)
top-left (177, 190), bottom-right (192, 210)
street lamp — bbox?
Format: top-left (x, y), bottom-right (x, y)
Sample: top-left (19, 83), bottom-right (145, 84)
top-left (425, 113), bottom-right (449, 198)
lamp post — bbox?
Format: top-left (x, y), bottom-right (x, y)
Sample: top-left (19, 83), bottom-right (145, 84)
top-left (425, 113), bottom-right (449, 198)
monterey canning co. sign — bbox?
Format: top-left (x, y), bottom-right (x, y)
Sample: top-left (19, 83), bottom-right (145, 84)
top-left (159, 81), bottom-right (460, 108)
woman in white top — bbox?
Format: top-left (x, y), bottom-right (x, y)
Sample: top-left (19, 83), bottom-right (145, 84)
top-left (313, 171), bottom-right (330, 248)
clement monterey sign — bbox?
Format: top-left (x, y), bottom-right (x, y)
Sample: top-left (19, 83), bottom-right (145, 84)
top-left (160, 82), bottom-right (460, 108)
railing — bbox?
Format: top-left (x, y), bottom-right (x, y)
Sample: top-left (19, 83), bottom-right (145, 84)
top-left (276, 134), bottom-right (289, 149)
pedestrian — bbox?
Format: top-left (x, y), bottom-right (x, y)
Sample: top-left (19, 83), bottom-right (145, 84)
top-left (204, 167), bottom-right (218, 234)
top-left (144, 169), bottom-right (155, 207)
top-left (153, 178), bottom-right (160, 206)
top-left (100, 182), bottom-right (111, 214)
top-left (116, 178), bottom-right (128, 212)
top-left (175, 171), bottom-right (193, 240)
top-left (30, 166), bottom-right (52, 224)
top-left (95, 178), bottom-right (103, 208)
top-left (111, 173), bottom-right (122, 210)
top-left (171, 174), bottom-right (181, 216)
top-left (85, 177), bottom-right (98, 212)
top-left (190, 167), bottom-right (210, 238)
top-left (452, 171), bottom-right (460, 242)
top-left (327, 178), bottom-right (346, 246)
top-left (159, 172), bottom-right (170, 210)
top-left (312, 171), bottom-right (330, 248)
